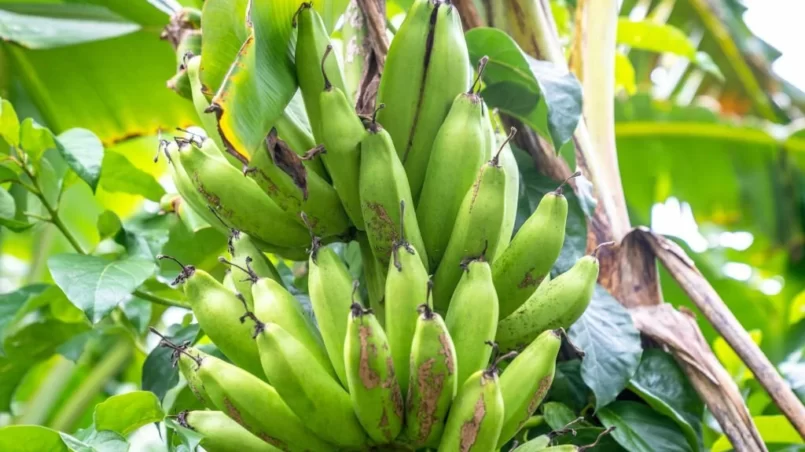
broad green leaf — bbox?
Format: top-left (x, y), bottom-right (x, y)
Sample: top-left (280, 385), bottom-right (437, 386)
top-left (97, 210), bottom-right (122, 240)
top-left (99, 151), bottom-right (165, 202)
top-left (568, 286), bottom-right (642, 409)
top-left (317, 0), bottom-right (350, 34)
top-left (48, 254), bottom-right (156, 322)
top-left (628, 349), bottom-right (704, 451)
top-left (0, 163), bottom-right (19, 182)
top-left (0, 359), bottom-right (29, 412)
top-left (94, 391), bottom-right (165, 436)
top-left (211, 0), bottom-right (299, 159)
top-left (60, 429), bottom-right (128, 452)
top-left (56, 128), bottom-right (104, 192)
top-left (0, 426), bottom-right (69, 452)
top-left (711, 415), bottom-right (804, 452)
top-left (547, 360), bottom-right (590, 412)
top-left (19, 117), bottom-right (56, 162)
top-left (199, 0), bottom-right (249, 97)
top-left (3, 314), bottom-right (88, 362)
top-left (121, 298), bottom-right (152, 335)
top-left (614, 52), bottom-right (636, 95)
top-left (142, 323), bottom-right (200, 401)
top-left (541, 401), bottom-right (578, 430)
top-left (0, 98), bottom-right (19, 147)
top-left (0, 4), bottom-right (139, 49)
top-left (0, 284), bottom-right (50, 355)
top-left (0, 185), bottom-right (33, 231)
top-left (617, 19), bottom-right (696, 58)
top-left (598, 401), bottom-right (692, 452)
top-left (465, 27), bottom-right (582, 149)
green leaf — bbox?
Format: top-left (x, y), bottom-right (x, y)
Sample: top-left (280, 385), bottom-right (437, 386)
top-left (628, 349), bottom-right (704, 451)
top-left (0, 4), bottom-right (140, 49)
top-left (547, 360), bottom-right (590, 412)
top-left (48, 254), bottom-right (156, 322)
top-left (0, 98), bottom-right (19, 148)
top-left (19, 118), bottom-right (56, 162)
top-left (541, 401), bottom-right (578, 430)
top-left (711, 415), bottom-right (803, 452)
top-left (465, 27), bottom-right (582, 149)
top-left (200, 0), bottom-right (249, 97)
top-left (99, 151), bottom-right (165, 202)
top-left (210, 0), bottom-right (300, 159)
top-left (0, 360), bottom-right (29, 412)
top-left (165, 417), bottom-right (204, 451)
top-left (94, 391), bottom-right (165, 436)
top-left (0, 284), bottom-right (50, 355)
top-left (142, 323), bottom-right (200, 401)
top-left (316, 0), bottom-right (349, 34)
top-left (0, 425), bottom-right (69, 452)
top-left (0, 186), bottom-right (17, 223)
top-left (97, 210), bottom-right (122, 240)
top-left (598, 401), bottom-right (692, 452)
top-left (568, 285), bottom-right (642, 409)
top-left (56, 128), bottom-right (104, 192)
top-left (614, 52), bottom-right (636, 95)
top-left (60, 429), bottom-right (128, 452)
top-left (616, 19), bottom-right (696, 58)
top-left (0, 163), bottom-right (19, 182)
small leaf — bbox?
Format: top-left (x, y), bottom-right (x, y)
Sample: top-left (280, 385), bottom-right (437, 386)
top-left (0, 164), bottom-right (19, 182)
top-left (37, 154), bottom-right (66, 208)
top-left (48, 254), bottom-right (156, 322)
top-left (56, 128), bottom-right (104, 192)
top-left (94, 391), bottom-right (165, 436)
top-left (165, 417), bottom-right (204, 451)
top-left (0, 186), bottom-right (17, 224)
top-left (541, 401), bottom-right (578, 430)
top-left (0, 425), bottom-right (69, 452)
top-left (0, 4), bottom-right (140, 49)
top-left (61, 428), bottom-right (128, 452)
top-left (97, 210), bottom-right (123, 240)
top-left (99, 151), bottom-right (165, 201)
top-left (598, 401), bottom-right (693, 452)
top-left (19, 118), bottom-right (56, 162)
top-left (710, 415), bottom-right (803, 452)
top-left (0, 284), bottom-right (50, 355)
top-left (628, 349), bottom-right (704, 451)
top-left (0, 98), bottom-right (19, 148)
top-left (142, 324), bottom-right (200, 401)
top-left (568, 285), bottom-right (642, 409)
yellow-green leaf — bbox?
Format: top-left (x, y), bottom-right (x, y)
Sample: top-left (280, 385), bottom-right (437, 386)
top-left (711, 415), bottom-right (803, 452)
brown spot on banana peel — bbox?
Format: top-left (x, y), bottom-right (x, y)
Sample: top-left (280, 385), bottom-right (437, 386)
top-left (439, 332), bottom-right (455, 374)
top-left (459, 397), bottom-right (486, 452)
top-left (365, 201), bottom-right (398, 257)
top-left (359, 325), bottom-right (381, 388)
top-left (384, 356), bottom-right (405, 420)
top-left (265, 129), bottom-right (309, 200)
top-left (517, 270), bottom-right (544, 289)
top-left (191, 172), bottom-right (233, 219)
top-left (224, 398), bottom-right (287, 450)
top-left (517, 375), bottom-right (552, 431)
top-left (415, 358), bottom-right (445, 444)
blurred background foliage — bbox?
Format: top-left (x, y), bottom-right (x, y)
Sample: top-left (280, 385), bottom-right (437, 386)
top-left (1, 0), bottom-right (805, 449)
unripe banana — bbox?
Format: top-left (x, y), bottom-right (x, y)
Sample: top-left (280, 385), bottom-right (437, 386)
top-left (377, 0), bottom-right (472, 201)
top-left (494, 124), bottom-right (521, 261)
top-left (404, 302), bottom-right (457, 448)
top-left (166, 341), bottom-right (213, 408)
top-left (185, 56), bottom-right (238, 165)
top-left (358, 231), bottom-right (387, 317)
top-left (493, 176), bottom-right (573, 319)
top-left (179, 410), bottom-right (281, 452)
top-left (168, 31), bottom-right (201, 100)
top-left (496, 246), bottom-right (607, 352)
top-left (359, 112), bottom-right (429, 270)
top-left (195, 351), bottom-right (333, 451)
top-left (294, 3), bottom-right (349, 143)
top-left (513, 435), bottom-right (551, 451)
top-left (255, 321), bottom-right (367, 448)
top-left (344, 303), bottom-right (404, 443)
top-left (445, 258), bottom-right (499, 387)
top-left (177, 138), bottom-right (310, 247)
top-left (246, 128), bottom-right (350, 238)
top-left (250, 277), bottom-right (335, 378)
top-left (416, 59), bottom-right (491, 269)
top-left (308, 242), bottom-right (359, 387)
top-left (319, 46), bottom-right (366, 229)
top-left (497, 329), bottom-right (562, 447)
top-left (432, 130), bottom-right (516, 312)
top-left (159, 256), bottom-right (265, 380)
top-left (437, 347), bottom-right (515, 452)
top-left (222, 270), bottom-right (237, 293)
top-left (273, 95), bottom-right (330, 181)
top-left (226, 230), bottom-right (283, 309)
top-left (384, 201), bottom-right (430, 397)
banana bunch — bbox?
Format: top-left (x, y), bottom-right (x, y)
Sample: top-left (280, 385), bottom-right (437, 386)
top-left (159, 1), bottom-right (608, 450)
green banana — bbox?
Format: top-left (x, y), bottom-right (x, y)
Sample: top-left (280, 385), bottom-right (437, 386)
top-left (179, 410), bottom-right (282, 452)
top-left (151, 331), bottom-right (213, 408)
top-left (222, 270), bottom-right (237, 293)
top-left (167, 30), bottom-right (201, 100)
top-left (445, 257), bottom-right (499, 387)
top-left (294, 3), bottom-right (349, 143)
top-left (497, 329), bottom-right (562, 447)
top-left (437, 346), bottom-right (514, 452)
top-left (250, 276), bottom-right (335, 379)
top-left (319, 45), bottom-right (366, 229)
top-left (432, 130), bottom-right (516, 313)
top-left (513, 435), bottom-right (551, 452)
top-left (494, 124), bottom-right (521, 261)
top-left (177, 137), bottom-right (310, 248)
top-left (308, 241), bottom-right (358, 387)
top-left (342, 0), bottom-right (368, 102)
top-left (358, 231), bottom-right (387, 317)
top-left (226, 229), bottom-right (284, 308)
top-left (384, 201), bottom-right (430, 397)
top-left (246, 128), bottom-right (350, 238)
top-left (344, 303), bottom-right (404, 443)
top-left (359, 110), bottom-right (429, 270)
top-left (496, 245), bottom-right (608, 352)
top-left (377, 0), bottom-right (472, 201)
top-left (493, 175), bottom-right (574, 319)
top-left (159, 256), bottom-right (265, 380)
top-left (255, 320), bottom-right (367, 448)
top-left (416, 59), bottom-right (491, 269)
top-left (195, 351), bottom-right (333, 451)
top-left (404, 302), bottom-right (458, 448)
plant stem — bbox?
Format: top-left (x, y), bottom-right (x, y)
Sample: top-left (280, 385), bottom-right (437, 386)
top-left (133, 289), bottom-right (189, 309)
top-left (15, 358), bottom-right (76, 426)
top-left (48, 339), bottom-right (132, 432)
